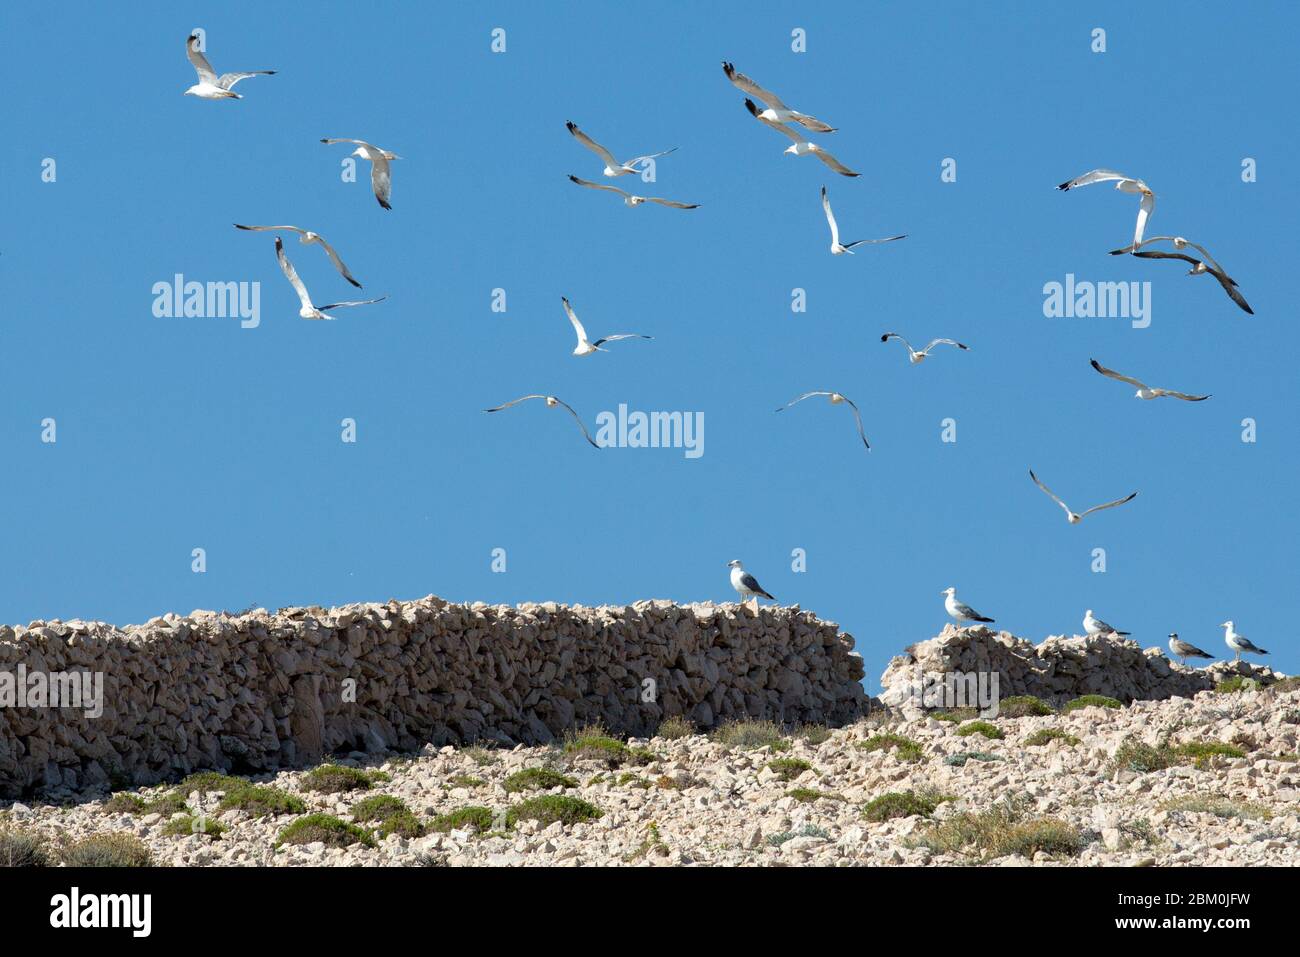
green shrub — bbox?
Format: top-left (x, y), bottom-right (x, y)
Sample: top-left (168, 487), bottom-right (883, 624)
top-left (788, 788), bottom-right (844, 803)
top-left (0, 827), bottom-right (50, 867)
top-left (350, 796), bottom-right (426, 839)
top-left (502, 768), bottom-right (578, 793)
top-left (1025, 729), bottom-right (1081, 747)
top-left (931, 708), bottom-right (978, 723)
top-left (1159, 794), bottom-right (1273, 821)
top-left (998, 696), bottom-right (1055, 717)
top-left (710, 720), bottom-right (790, 752)
top-left (795, 724), bottom-right (832, 746)
top-left (945, 751), bottom-right (1002, 766)
top-left (62, 833), bottom-right (153, 867)
top-left (175, 771), bottom-right (247, 797)
top-left (428, 806), bottom-right (496, 834)
top-left (655, 716), bottom-right (695, 740)
top-left (276, 814), bottom-right (374, 848)
top-left (1063, 695), bottom-right (1123, 712)
top-left (101, 793), bottom-right (146, 814)
top-left (910, 801), bottom-right (1081, 860)
top-left (448, 775), bottom-right (485, 789)
top-left (863, 790), bottom-right (950, 822)
top-left (858, 733), bottom-right (924, 762)
top-left (767, 824), bottom-right (829, 846)
top-left (462, 746), bottom-right (500, 766)
top-left (505, 795), bottom-right (602, 828)
top-left (956, 721), bottom-right (1004, 740)
top-left (766, 758), bottom-right (812, 782)
top-left (302, 764), bottom-right (386, 794)
top-left (562, 725), bottom-right (657, 766)
top-left (1215, 676), bottom-right (1259, 694)
top-left (217, 785), bottom-right (306, 817)
top-left (162, 814), bottom-right (227, 838)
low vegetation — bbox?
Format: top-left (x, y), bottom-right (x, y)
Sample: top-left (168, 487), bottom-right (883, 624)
top-left (863, 790), bottom-right (951, 822)
top-left (502, 768), bottom-right (577, 793)
top-left (909, 800), bottom-right (1083, 860)
top-left (428, 805), bottom-right (497, 835)
top-left (505, 795), bottom-right (603, 828)
top-left (859, 733), bottom-right (924, 762)
top-left (1064, 695), bottom-right (1124, 712)
top-left (1025, 729), bottom-right (1081, 747)
top-left (61, 833), bottom-right (154, 867)
top-left (765, 758), bottom-right (812, 782)
top-left (301, 764), bottom-right (388, 794)
top-left (0, 826), bottom-right (50, 867)
top-left (956, 721), bottom-right (1004, 740)
top-left (710, 719), bottom-right (791, 752)
top-left (997, 695), bottom-right (1055, 718)
top-left (276, 813), bottom-right (375, 848)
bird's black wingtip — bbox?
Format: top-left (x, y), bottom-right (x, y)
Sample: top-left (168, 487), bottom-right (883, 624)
top-left (1056, 181), bottom-right (1072, 190)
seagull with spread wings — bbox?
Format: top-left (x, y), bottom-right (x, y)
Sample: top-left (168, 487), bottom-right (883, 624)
top-left (183, 34), bottom-right (275, 99)
top-left (881, 332), bottom-right (968, 364)
top-left (1109, 235), bottom-right (1229, 272)
top-left (235, 225), bottom-right (361, 288)
top-left (562, 297), bottom-right (651, 356)
top-left (321, 138), bottom-right (401, 210)
top-left (567, 175), bottom-right (699, 209)
top-left (1127, 250), bottom-right (1254, 315)
top-left (775, 392), bottom-right (870, 450)
top-left (274, 238), bottom-right (384, 320)
top-left (565, 122), bottom-right (676, 177)
top-left (1057, 169), bottom-right (1155, 250)
top-left (483, 395), bottom-right (599, 448)
top-left (743, 100), bottom-right (859, 176)
top-left (821, 186), bottom-right (905, 255)
top-left (1029, 469), bottom-right (1137, 524)
top-left (1089, 359), bottom-right (1209, 401)
top-left (721, 61), bottom-right (836, 132)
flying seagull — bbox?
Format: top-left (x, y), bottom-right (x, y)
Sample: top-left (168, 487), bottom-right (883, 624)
top-left (821, 186), bottom-right (904, 255)
top-left (721, 61), bottom-right (836, 132)
top-left (942, 587), bottom-right (995, 625)
top-left (235, 224), bottom-right (361, 288)
top-left (274, 239), bottom-right (384, 320)
top-left (881, 332), bottom-right (968, 364)
top-left (562, 297), bottom-right (651, 356)
top-left (1222, 621), bottom-right (1267, 661)
top-left (1084, 609), bottom-right (1130, 637)
top-left (568, 175), bottom-right (698, 209)
top-left (184, 34), bottom-right (275, 99)
top-left (1168, 633), bottom-right (1214, 666)
top-left (565, 122), bottom-right (676, 177)
top-left (483, 395), bottom-right (598, 449)
top-left (1028, 469), bottom-right (1137, 524)
top-left (1128, 250), bottom-right (1254, 315)
top-left (744, 100), bottom-right (858, 177)
top-left (1057, 169), bottom-right (1155, 250)
top-left (727, 560), bottom-right (776, 604)
top-left (1089, 359), bottom-right (1209, 401)
top-left (775, 391), bottom-right (869, 450)
top-left (1109, 235), bottom-right (1230, 274)
top-left (321, 138), bottom-right (400, 210)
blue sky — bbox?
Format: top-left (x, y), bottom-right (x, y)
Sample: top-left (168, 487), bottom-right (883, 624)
top-left (2, 1), bottom-right (1296, 690)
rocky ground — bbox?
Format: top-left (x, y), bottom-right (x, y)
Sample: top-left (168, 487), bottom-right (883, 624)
top-left (4, 679), bottom-right (1299, 866)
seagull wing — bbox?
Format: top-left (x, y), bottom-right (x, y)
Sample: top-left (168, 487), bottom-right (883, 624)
top-left (218, 71), bottom-right (275, 90)
top-left (484, 395), bottom-right (548, 413)
top-left (591, 334), bottom-right (652, 347)
top-left (568, 174), bottom-right (631, 198)
top-left (723, 62), bottom-right (790, 111)
top-left (551, 398), bottom-right (600, 449)
top-left (235, 224), bottom-right (304, 235)
top-left (839, 395), bottom-right (871, 450)
top-left (318, 296), bottom-right (385, 312)
top-left (645, 196), bottom-right (701, 209)
top-left (321, 137), bottom-right (374, 148)
top-left (922, 339), bottom-right (969, 353)
top-left (1158, 389), bottom-right (1211, 402)
top-left (1056, 168), bottom-right (1131, 190)
top-left (274, 238), bottom-right (314, 312)
top-left (565, 122), bottom-right (620, 169)
top-left (744, 99), bottom-right (803, 142)
top-left (1089, 358), bottom-right (1147, 390)
top-left (368, 153), bottom-right (392, 210)
top-left (561, 297), bottom-right (588, 345)
top-left (1029, 469), bottom-right (1072, 516)
top-left (623, 147), bottom-right (678, 169)
top-left (775, 391), bottom-right (833, 412)
top-left (1123, 237), bottom-right (1229, 275)
top-left (812, 147), bottom-right (860, 177)
top-left (1133, 189), bottom-right (1155, 246)
top-left (821, 186), bottom-right (841, 245)
top-left (1208, 266), bottom-right (1254, 315)
top-left (310, 234), bottom-right (362, 288)
top-left (186, 35), bottom-right (218, 84)
top-left (881, 332), bottom-right (915, 352)
top-left (1078, 491), bottom-right (1138, 518)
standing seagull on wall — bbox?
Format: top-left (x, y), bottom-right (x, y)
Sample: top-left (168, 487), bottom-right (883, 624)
top-left (942, 587), bottom-right (995, 625)
top-left (1222, 621), bottom-right (1268, 661)
top-left (1084, 609), bottom-right (1130, 637)
top-left (183, 34), bottom-right (275, 100)
top-left (1168, 633), bottom-right (1214, 666)
top-left (728, 560), bottom-right (775, 607)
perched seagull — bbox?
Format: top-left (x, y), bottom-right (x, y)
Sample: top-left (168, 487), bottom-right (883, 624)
top-left (942, 587), bottom-right (995, 625)
top-left (482, 395), bottom-right (598, 449)
top-left (1057, 169), bottom-right (1155, 250)
top-left (775, 391), bottom-right (869, 450)
top-left (1089, 359), bottom-right (1209, 402)
top-left (821, 187), bottom-right (905, 255)
top-left (1029, 469), bottom-right (1137, 525)
top-left (1128, 250), bottom-right (1254, 315)
top-left (744, 100), bottom-right (859, 177)
top-left (562, 297), bottom-right (651, 356)
top-left (727, 560), bottom-right (776, 604)
top-left (881, 332), bottom-right (968, 364)
top-left (184, 34), bottom-right (275, 99)
top-left (568, 175), bottom-right (699, 209)
top-left (321, 138), bottom-right (400, 210)
top-left (1109, 235), bottom-right (1229, 274)
top-left (274, 238), bottom-right (384, 320)
top-left (1169, 633), bottom-right (1214, 666)
top-left (721, 61), bottom-right (836, 132)
top-left (1084, 609), bottom-right (1130, 637)
top-left (565, 122), bottom-right (676, 177)
top-left (234, 224), bottom-right (361, 288)
top-left (1222, 621), bottom-right (1268, 661)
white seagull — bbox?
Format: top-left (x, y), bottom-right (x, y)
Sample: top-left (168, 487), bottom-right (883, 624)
top-left (821, 186), bottom-right (905, 255)
top-left (274, 238), bottom-right (384, 320)
top-left (744, 100), bottom-right (859, 177)
top-left (1109, 235), bottom-right (1229, 274)
top-left (567, 175), bottom-right (699, 209)
top-left (942, 587), bottom-right (995, 625)
top-left (775, 391), bottom-right (870, 450)
top-left (321, 138), bottom-right (401, 210)
top-left (727, 560), bottom-right (776, 604)
top-left (1168, 633), bottom-right (1214, 666)
top-left (1222, 621), bottom-right (1268, 661)
top-left (235, 224), bottom-right (361, 288)
top-left (1029, 469), bottom-right (1137, 525)
top-left (1126, 249), bottom-right (1254, 316)
top-left (184, 34), bottom-right (275, 99)
top-left (881, 332), bottom-right (969, 364)
top-left (561, 297), bottom-right (651, 356)
top-left (721, 61), bottom-right (836, 132)
top-left (483, 395), bottom-right (598, 449)
top-left (1084, 609), bottom-right (1130, 637)
top-left (1089, 359), bottom-right (1209, 402)
top-left (565, 122), bottom-right (676, 177)
top-left (1057, 169), bottom-right (1155, 250)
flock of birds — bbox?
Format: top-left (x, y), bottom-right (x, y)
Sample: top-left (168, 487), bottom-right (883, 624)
top-left (184, 37), bottom-right (1266, 669)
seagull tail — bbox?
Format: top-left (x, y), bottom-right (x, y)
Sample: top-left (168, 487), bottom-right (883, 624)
top-left (1116, 630), bottom-right (1132, 636)
top-left (972, 615), bottom-right (995, 623)
top-left (758, 590), bottom-right (775, 601)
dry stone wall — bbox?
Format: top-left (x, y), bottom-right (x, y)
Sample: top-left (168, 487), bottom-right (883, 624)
top-left (0, 595), bottom-right (867, 798)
